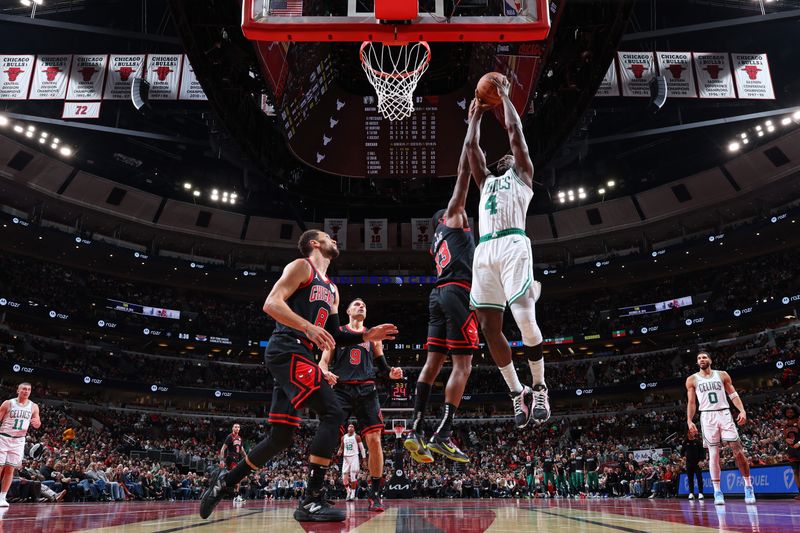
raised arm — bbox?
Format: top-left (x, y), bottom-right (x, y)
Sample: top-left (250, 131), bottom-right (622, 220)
top-left (686, 376), bottom-right (698, 435)
top-left (721, 371), bottom-right (747, 425)
top-left (492, 77), bottom-right (534, 186)
top-left (444, 143), bottom-right (472, 229)
top-left (464, 98), bottom-right (491, 189)
top-left (263, 259), bottom-right (335, 351)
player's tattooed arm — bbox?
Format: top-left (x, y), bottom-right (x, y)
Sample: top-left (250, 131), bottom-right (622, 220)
top-left (464, 98), bottom-right (491, 189)
top-left (263, 259), bottom-right (335, 351)
top-left (686, 375), bottom-right (698, 436)
top-left (490, 76), bottom-right (533, 187)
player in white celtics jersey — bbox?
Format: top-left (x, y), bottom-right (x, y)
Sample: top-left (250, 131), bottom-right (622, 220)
top-left (464, 77), bottom-right (548, 430)
top-left (0, 382), bottom-right (41, 507)
top-left (686, 351), bottom-right (755, 505)
top-left (338, 424), bottom-right (366, 501)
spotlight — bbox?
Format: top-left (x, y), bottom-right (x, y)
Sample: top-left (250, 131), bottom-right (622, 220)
top-left (757, 131), bottom-right (764, 137)
top-left (740, 133), bottom-right (747, 139)
top-left (38, 137), bottom-right (45, 144)
top-left (50, 143), bottom-right (57, 149)
top-left (559, 197), bottom-right (565, 204)
top-left (742, 138), bottom-right (749, 144)
top-left (567, 190), bottom-right (574, 196)
top-left (794, 111), bottom-right (800, 120)
top-left (59, 146), bottom-right (72, 156)
top-left (21, 1), bottom-right (32, 7)
top-left (782, 117), bottom-right (792, 126)
top-left (40, 131), bottom-right (48, 138)
top-left (211, 189), bottom-right (218, 195)
top-left (0, 115), bottom-right (8, 126)
top-left (183, 182), bottom-right (191, 190)
top-left (557, 191), bottom-right (565, 198)
top-left (192, 190), bottom-right (201, 197)
top-left (53, 137), bottom-right (60, 144)
top-left (578, 187), bottom-right (584, 194)
top-left (230, 193), bottom-right (237, 200)
top-left (34, 0), bottom-right (44, 5)
top-left (767, 125), bottom-right (775, 132)
top-left (210, 195), bottom-right (219, 201)
top-left (25, 130), bottom-right (33, 138)
top-left (13, 125), bottom-right (23, 133)
top-left (765, 120), bottom-right (773, 126)
top-left (26, 125), bottom-right (35, 132)
top-left (728, 142), bottom-right (740, 152)
top-left (578, 192), bottom-right (586, 199)
top-left (755, 125), bottom-right (762, 131)
top-left (230, 198), bottom-right (236, 205)
top-left (607, 180), bottom-right (615, 187)
top-left (598, 188), bottom-right (606, 195)
top-left (222, 197), bottom-right (229, 203)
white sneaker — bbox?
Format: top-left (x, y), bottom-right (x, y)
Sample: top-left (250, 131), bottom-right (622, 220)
top-left (698, 493), bottom-right (704, 500)
top-left (688, 493), bottom-right (694, 500)
top-left (531, 384), bottom-right (551, 424)
top-left (0, 499), bottom-right (8, 508)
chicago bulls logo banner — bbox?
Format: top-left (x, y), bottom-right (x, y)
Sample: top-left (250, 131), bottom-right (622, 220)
top-left (104, 55), bottom-right (145, 100)
top-left (66, 55), bottom-right (108, 100)
top-left (656, 52), bottom-right (696, 98)
top-left (693, 53), bottom-right (735, 99)
top-left (617, 51), bottom-right (656, 97)
top-left (595, 61), bottom-right (620, 97)
top-left (0, 55), bottom-right (35, 100)
top-left (178, 56), bottom-right (207, 101)
top-left (411, 218), bottom-right (432, 251)
top-left (732, 53), bottom-right (775, 100)
top-left (323, 218), bottom-right (348, 251)
top-left (30, 55), bottom-right (72, 100)
top-left (364, 218), bottom-right (388, 251)
top-left (146, 54), bottom-right (183, 100)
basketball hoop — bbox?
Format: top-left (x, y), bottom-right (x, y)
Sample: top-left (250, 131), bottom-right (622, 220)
top-left (360, 41), bottom-right (431, 121)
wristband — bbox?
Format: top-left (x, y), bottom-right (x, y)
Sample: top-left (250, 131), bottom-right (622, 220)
top-left (375, 355), bottom-right (392, 375)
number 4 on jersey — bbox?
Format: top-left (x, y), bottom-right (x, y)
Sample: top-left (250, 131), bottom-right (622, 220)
top-left (484, 194), bottom-right (497, 215)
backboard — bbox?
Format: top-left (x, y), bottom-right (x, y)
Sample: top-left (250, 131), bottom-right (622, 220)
top-left (241, 0), bottom-right (551, 43)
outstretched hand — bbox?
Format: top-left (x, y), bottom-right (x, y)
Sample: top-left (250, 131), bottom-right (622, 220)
top-left (364, 323), bottom-right (398, 342)
top-left (489, 75), bottom-right (511, 99)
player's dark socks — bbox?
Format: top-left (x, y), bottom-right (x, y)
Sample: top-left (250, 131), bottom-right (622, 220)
top-left (370, 476), bottom-right (383, 493)
top-left (412, 382), bottom-right (432, 433)
top-left (307, 463), bottom-right (329, 496)
top-left (435, 403), bottom-right (457, 438)
top-left (227, 425), bottom-right (295, 485)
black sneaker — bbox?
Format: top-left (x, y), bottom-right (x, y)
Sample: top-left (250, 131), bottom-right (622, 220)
top-left (403, 431), bottom-right (434, 463)
top-left (511, 386), bottom-right (534, 428)
top-left (532, 383), bottom-right (551, 424)
top-left (427, 434), bottom-right (470, 463)
top-left (199, 468), bottom-right (233, 519)
top-left (368, 489), bottom-right (385, 512)
top-left (293, 492), bottom-right (346, 522)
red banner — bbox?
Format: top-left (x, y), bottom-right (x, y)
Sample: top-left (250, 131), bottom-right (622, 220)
top-left (732, 53), bottom-right (775, 100)
top-left (0, 55), bottom-right (35, 100)
top-left (617, 51), bottom-right (656, 97)
top-left (145, 54), bottom-right (183, 100)
top-left (104, 55), bottom-right (145, 100)
top-left (66, 55), bottom-right (107, 100)
top-left (693, 53), bottom-right (736, 99)
top-left (656, 52), bottom-right (696, 98)
top-left (30, 55), bottom-right (71, 100)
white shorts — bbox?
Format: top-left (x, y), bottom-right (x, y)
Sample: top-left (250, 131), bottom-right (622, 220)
top-left (470, 235), bottom-right (534, 310)
top-left (700, 410), bottom-right (739, 447)
top-left (342, 455), bottom-right (360, 478)
top-left (0, 435), bottom-right (25, 467)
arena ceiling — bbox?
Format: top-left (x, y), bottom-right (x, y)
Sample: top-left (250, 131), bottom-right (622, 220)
top-left (0, 0), bottom-right (799, 224)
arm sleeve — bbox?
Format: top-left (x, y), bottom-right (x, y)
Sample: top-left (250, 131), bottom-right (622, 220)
top-left (324, 313), bottom-right (367, 346)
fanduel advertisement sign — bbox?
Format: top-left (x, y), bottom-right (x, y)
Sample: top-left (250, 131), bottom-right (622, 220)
top-left (678, 465), bottom-right (796, 495)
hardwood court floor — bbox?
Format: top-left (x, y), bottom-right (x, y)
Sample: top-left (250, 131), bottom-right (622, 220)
top-left (0, 497), bottom-right (797, 532)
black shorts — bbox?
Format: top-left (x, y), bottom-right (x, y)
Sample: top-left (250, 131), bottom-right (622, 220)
top-left (265, 334), bottom-right (323, 428)
top-left (335, 383), bottom-right (384, 437)
top-left (426, 282), bottom-right (479, 354)
top-left (225, 458), bottom-right (241, 470)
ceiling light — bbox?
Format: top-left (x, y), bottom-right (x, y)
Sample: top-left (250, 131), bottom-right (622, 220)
top-left (598, 188), bottom-right (606, 194)
top-left (211, 189), bottom-right (218, 195)
top-left (222, 197), bottom-right (229, 203)
top-left (567, 190), bottom-right (574, 196)
top-left (0, 115), bottom-right (8, 126)
top-left (50, 143), bottom-right (57, 149)
top-left (231, 193), bottom-right (237, 199)
top-left (767, 125), bottom-right (775, 132)
top-left (728, 142), bottom-right (740, 152)
top-left (765, 120), bottom-right (772, 126)
top-left (559, 197), bottom-right (565, 204)
top-left (20, 1), bottom-right (32, 7)
top-left (794, 111), bottom-right (800, 120)
top-left (34, 0), bottom-right (44, 5)
top-left (578, 187), bottom-right (584, 194)
top-left (59, 146), bottom-right (72, 156)
top-left (26, 125), bottom-right (35, 132)
top-left (607, 180), bottom-right (615, 187)
top-left (53, 137), bottom-right (60, 143)
top-left (740, 133), bottom-right (747, 139)
top-left (742, 138), bottom-right (749, 144)
top-left (557, 191), bottom-right (565, 198)
top-left (755, 125), bottom-right (762, 131)
top-left (757, 131), bottom-right (764, 137)
top-left (183, 182), bottom-right (191, 190)
top-left (230, 198), bottom-right (236, 205)
top-left (13, 125), bottom-right (23, 133)
top-left (211, 195), bottom-right (219, 201)
top-left (578, 192), bottom-right (586, 199)
top-left (25, 130), bottom-right (33, 138)
top-left (38, 137), bottom-right (45, 144)
top-left (782, 117), bottom-right (792, 126)
top-left (40, 131), bottom-right (48, 138)
top-left (193, 190), bottom-right (201, 197)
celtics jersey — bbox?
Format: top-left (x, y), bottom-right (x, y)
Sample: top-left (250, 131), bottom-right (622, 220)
top-left (694, 370), bottom-right (729, 412)
top-left (0, 398), bottom-right (34, 437)
top-left (478, 166), bottom-right (533, 238)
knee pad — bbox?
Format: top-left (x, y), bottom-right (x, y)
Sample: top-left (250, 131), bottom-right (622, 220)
top-left (524, 343), bottom-right (543, 362)
top-left (509, 300), bottom-right (543, 346)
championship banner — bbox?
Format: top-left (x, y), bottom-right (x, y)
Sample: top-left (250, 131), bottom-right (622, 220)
top-left (411, 218), bottom-right (433, 251)
top-left (145, 54), bottom-right (182, 100)
top-left (62, 101), bottom-right (101, 119)
top-left (656, 52), bottom-right (696, 98)
top-left (0, 55), bottom-right (35, 100)
top-left (732, 53), bottom-right (775, 100)
top-left (66, 54), bottom-right (108, 100)
top-left (693, 53), bottom-right (735, 99)
top-left (617, 51), bottom-right (656, 97)
top-left (595, 61), bottom-right (620, 97)
top-left (178, 56), bottom-right (207, 101)
top-left (364, 218), bottom-right (388, 251)
top-left (104, 54), bottom-right (145, 100)
top-left (30, 55), bottom-right (71, 100)
top-left (323, 218), bottom-right (348, 250)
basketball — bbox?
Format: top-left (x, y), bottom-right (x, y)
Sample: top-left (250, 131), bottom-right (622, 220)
top-left (476, 72), bottom-right (507, 107)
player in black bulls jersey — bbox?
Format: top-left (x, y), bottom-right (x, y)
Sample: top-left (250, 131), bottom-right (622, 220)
top-left (319, 298), bottom-right (403, 512)
top-left (219, 423), bottom-right (245, 502)
top-left (405, 140), bottom-right (478, 464)
top-left (199, 230), bottom-right (397, 523)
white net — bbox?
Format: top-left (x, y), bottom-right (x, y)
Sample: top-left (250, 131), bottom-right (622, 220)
top-left (360, 41), bottom-right (431, 121)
